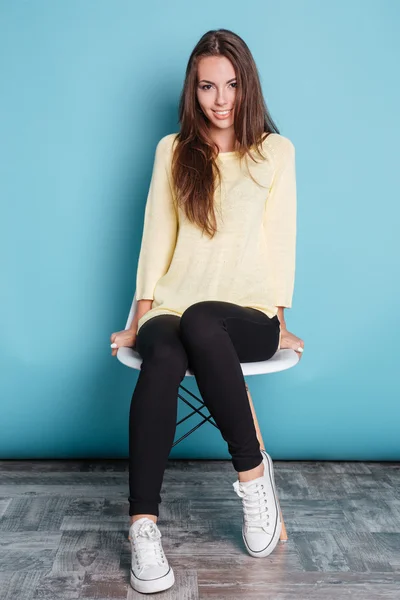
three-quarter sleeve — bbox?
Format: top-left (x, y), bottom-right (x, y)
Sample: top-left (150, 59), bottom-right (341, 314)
top-left (263, 139), bottom-right (297, 308)
top-left (136, 136), bottom-right (178, 300)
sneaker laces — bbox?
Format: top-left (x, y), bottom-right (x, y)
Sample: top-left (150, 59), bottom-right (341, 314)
top-left (131, 521), bottom-right (166, 575)
top-left (233, 479), bottom-right (271, 532)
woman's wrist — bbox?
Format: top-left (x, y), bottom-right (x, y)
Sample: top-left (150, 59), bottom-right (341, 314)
top-left (276, 306), bottom-right (287, 330)
top-left (130, 299), bottom-right (153, 330)
top-left (129, 316), bottom-right (138, 331)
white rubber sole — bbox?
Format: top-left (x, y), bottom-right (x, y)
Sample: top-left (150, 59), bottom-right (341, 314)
top-left (131, 567), bottom-right (175, 594)
top-left (242, 450), bottom-right (282, 558)
top-left (130, 565), bottom-right (175, 594)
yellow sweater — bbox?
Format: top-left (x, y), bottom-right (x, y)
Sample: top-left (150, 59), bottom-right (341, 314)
top-left (135, 132), bottom-right (297, 349)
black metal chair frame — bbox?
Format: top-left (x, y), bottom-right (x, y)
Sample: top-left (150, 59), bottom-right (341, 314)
top-left (173, 382), bottom-right (218, 447)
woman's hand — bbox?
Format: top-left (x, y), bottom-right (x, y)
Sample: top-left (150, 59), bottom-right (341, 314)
top-left (110, 328), bottom-right (137, 357)
top-left (110, 301), bottom-right (152, 357)
top-left (279, 327), bottom-right (304, 360)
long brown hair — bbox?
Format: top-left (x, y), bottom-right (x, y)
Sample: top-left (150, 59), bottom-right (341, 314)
top-left (171, 28), bottom-right (280, 239)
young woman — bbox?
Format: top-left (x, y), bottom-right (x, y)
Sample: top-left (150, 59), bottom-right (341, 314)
top-left (110, 28), bottom-right (304, 594)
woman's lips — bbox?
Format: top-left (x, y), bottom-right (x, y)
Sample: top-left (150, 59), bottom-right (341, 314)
top-left (212, 109), bottom-right (233, 120)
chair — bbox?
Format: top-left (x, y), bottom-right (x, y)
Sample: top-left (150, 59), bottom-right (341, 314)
top-left (117, 292), bottom-right (300, 543)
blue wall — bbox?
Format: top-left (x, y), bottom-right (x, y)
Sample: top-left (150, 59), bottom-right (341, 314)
top-left (1, 0), bottom-right (399, 459)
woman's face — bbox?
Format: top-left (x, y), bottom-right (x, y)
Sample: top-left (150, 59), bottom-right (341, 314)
top-left (196, 55), bottom-right (237, 130)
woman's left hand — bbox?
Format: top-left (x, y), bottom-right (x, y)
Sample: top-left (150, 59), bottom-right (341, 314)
top-left (279, 327), bottom-right (304, 360)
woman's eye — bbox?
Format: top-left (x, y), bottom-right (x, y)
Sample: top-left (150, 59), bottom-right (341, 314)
top-left (200, 82), bottom-right (237, 91)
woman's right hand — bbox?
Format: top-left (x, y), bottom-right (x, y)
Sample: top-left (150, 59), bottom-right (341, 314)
top-left (110, 300), bottom-right (152, 357)
top-left (110, 327), bottom-right (137, 357)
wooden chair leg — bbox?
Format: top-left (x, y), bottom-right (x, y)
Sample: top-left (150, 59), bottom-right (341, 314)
top-left (245, 382), bottom-right (288, 542)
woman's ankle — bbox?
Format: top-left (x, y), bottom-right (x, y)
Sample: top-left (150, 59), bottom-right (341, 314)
top-left (237, 461), bottom-right (264, 482)
top-left (130, 513), bottom-right (158, 525)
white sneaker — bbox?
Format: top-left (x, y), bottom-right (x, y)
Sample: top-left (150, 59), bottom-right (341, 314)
top-left (129, 517), bottom-right (175, 594)
top-left (233, 449), bottom-right (282, 557)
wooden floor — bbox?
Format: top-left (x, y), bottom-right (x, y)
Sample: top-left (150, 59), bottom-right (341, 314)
top-left (0, 458), bottom-right (399, 599)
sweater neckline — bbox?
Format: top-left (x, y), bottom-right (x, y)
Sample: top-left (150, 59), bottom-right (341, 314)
top-left (216, 134), bottom-right (274, 160)
top-left (217, 149), bottom-right (239, 159)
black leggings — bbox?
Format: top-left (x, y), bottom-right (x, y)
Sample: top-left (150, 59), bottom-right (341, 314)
top-left (128, 300), bottom-right (281, 517)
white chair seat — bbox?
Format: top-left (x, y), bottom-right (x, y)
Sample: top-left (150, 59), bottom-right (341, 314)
top-left (117, 345), bottom-right (298, 375)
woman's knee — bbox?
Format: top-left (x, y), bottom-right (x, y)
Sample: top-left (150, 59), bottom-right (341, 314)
top-left (180, 301), bottom-right (221, 344)
top-left (136, 316), bottom-right (188, 371)
top-left (144, 339), bottom-right (188, 370)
